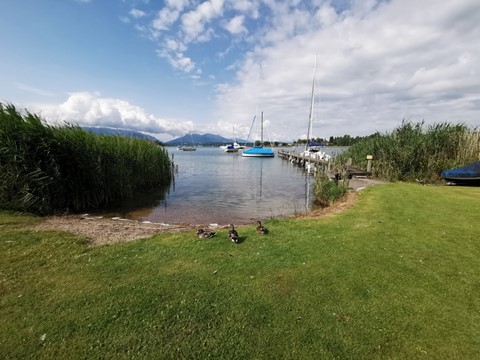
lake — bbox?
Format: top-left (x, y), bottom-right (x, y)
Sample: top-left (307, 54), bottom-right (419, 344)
top-left (100, 146), bottom-right (345, 225)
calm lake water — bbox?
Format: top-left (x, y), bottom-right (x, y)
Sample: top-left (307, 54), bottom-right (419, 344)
top-left (101, 146), bottom-right (345, 225)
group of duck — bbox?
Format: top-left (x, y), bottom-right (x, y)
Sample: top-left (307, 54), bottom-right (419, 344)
top-left (196, 221), bottom-right (268, 243)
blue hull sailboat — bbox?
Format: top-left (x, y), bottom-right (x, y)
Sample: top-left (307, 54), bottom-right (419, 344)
top-left (242, 147), bottom-right (275, 157)
top-left (242, 112), bottom-right (275, 158)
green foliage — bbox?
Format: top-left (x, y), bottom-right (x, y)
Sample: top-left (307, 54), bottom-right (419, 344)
top-left (0, 103), bottom-right (173, 214)
top-left (314, 174), bottom-right (349, 207)
top-left (329, 134), bottom-right (370, 146)
top-left (337, 120), bottom-right (480, 182)
top-left (1, 184), bottom-right (480, 359)
top-left (296, 135), bottom-right (376, 146)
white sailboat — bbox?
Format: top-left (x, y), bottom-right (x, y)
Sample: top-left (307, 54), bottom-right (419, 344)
top-left (180, 132), bottom-right (197, 151)
top-left (222, 126), bottom-right (243, 152)
top-left (302, 56), bottom-right (330, 161)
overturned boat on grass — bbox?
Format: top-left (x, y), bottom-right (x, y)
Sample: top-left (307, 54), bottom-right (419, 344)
top-left (441, 161), bottom-right (480, 185)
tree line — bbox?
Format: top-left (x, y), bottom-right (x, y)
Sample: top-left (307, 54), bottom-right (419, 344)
top-left (295, 133), bottom-right (383, 147)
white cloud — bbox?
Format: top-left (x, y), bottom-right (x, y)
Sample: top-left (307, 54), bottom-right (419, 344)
top-left (172, 54), bottom-right (196, 73)
top-left (230, 0), bottom-right (259, 18)
top-left (156, 49), bottom-right (196, 73)
top-left (315, 4), bottom-right (338, 27)
top-left (166, 0), bottom-right (191, 10)
top-left (153, 8), bottom-right (181, 30)
top-left (116, 0), bottom-right (480, 140)
top-left (152, 0), bottom-right (192, 30)
top-left (130, 8), bottom-right (146, 19)
top-left (164, 38), bottom-right (187, 52)
top-left (36, 92), bottom-right (193, 139)
top-left (181, 0), bottom-right (225, 42)
top-left (133, 0), bottom-right (259, 75)
top-left (223, 15), bottom-right (247, 34)
top-left (214, 0), bottom-right (480, 141)
top-left (119, 16), bottom-right (131, 24)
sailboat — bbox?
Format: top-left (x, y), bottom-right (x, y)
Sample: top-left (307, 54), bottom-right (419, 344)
top-left (302, 57), bottom-right (330, 161)
top-left (222, 126), bottom-right (243, 152)
top-left (242, 112), bottom-right (275, 158)
top-left (181, 132), bottom-right (197, 151)
top-left (223, 142), bottom-right (239, 152)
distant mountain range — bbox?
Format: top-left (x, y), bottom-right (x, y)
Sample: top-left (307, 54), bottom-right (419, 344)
top-left (82, 127), bottom-right (159, 142)
top-left (81, 127), bottom-right (248, 146)
top-left (165, 133), bottom-right (248, 146)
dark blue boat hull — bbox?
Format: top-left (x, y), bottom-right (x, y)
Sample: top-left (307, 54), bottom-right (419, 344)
top-left (441, 161), bottom-right (480, 184)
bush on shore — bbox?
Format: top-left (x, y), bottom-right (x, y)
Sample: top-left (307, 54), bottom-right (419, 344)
top-left (314, 173), bottom-right (349, 207)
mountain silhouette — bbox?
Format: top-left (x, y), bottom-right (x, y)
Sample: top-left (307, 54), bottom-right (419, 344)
top-left (82, 127), bottom-right (159, 142)
top-left (165, 133), bottom-right (248, 146)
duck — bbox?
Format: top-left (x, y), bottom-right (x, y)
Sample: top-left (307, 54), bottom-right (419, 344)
top-left (196, 229), bottom-right (216, 238)
top-left (256, 220), bottom-right (268, 234)
top-left (228, 224), bottom-right (239, 243)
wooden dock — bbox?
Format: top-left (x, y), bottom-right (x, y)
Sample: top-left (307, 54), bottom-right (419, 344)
top-left (278, 149), bottom-right (371, 178)
top-left (345, 166), bottom-right (371, 178)
top-left (278, 149), bottom-right (331, 175)
top-left (278, 150), bottom-right (329, 166)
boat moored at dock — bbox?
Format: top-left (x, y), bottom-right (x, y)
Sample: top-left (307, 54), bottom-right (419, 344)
top-left (242, 147), bottom-right (275, 157)
top-left (242, 111), bottom-right (275, 158)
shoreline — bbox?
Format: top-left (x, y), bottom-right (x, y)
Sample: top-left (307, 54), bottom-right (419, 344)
top-left (34, 178), bottom-right (384, 246)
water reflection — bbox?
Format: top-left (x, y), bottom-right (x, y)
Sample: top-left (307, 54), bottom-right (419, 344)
top-left (259, 159), bottom-right (263, 199)
top-left (101, 181), bottom-right (172, 219)
top-left (304, 171), bottom-right (311, 214)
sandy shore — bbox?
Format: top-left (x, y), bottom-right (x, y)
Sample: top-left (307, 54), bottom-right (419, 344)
top-left (34, 178), bottom-right (383, 246)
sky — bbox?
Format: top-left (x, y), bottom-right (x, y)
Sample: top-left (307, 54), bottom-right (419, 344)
top-left (1, 0), bottom-right (479, 142)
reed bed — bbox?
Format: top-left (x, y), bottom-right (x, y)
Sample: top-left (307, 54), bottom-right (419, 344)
top-left (337, 121), bottom-right (480, 182)
top-left (0, 103), bottom-right (173, 215)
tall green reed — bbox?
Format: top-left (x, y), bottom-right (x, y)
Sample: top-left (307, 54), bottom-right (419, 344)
top-left (337, 120), bottom-right (479, 183)
top-left (0, 103), bottom-right (173, 214)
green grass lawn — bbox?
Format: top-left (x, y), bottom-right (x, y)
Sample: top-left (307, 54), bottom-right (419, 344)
top-left (1, 183), bottom-right (479, 359)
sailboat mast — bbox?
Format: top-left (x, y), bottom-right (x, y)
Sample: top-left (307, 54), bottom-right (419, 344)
top-left (306, 56), bottom-right (317, 151)
top-left (261, 111), bottom-right (264, 146)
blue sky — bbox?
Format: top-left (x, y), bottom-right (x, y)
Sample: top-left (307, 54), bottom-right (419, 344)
top-left (1, 0), bottom-right (479, 142)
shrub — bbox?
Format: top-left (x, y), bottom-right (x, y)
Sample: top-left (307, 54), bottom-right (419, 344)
top-left (314, 174), bottom-right (349, 207)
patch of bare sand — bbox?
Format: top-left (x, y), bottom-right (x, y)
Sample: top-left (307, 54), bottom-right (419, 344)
top-left (34, 215), bottom-right (212, 246)
top-left (33, 194), bottom-right (357, 246)
top-left (33, 178), bottom-right (382, 246)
